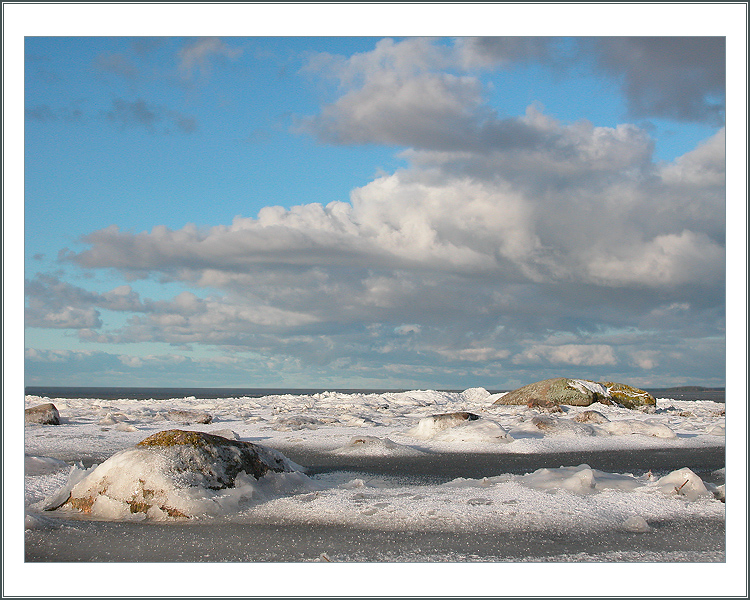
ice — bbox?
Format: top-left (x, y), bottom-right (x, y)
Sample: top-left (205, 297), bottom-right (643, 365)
top-left (17, 387), bottom-right (731, 580)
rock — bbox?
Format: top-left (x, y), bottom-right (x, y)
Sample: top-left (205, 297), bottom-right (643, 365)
top-left (25, 403), bottom-right (61, 425)
top-left (166, 409), bottom-right (213, 424)
top-left (407, 411), bottom-right (481, 439)
top-left (50, 429), bottom-right (301, 519)
top-left (573, 410), bottom-right (610, 424)
top-left (602, 382), bottom-right (657, 409)
top-left (493, 378), bottom-right (655, 409)
top-left (527, 398), bottom-right (564, 413)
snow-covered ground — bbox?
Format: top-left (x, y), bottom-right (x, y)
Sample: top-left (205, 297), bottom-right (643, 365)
top-left (8, 388), bottom-right (746, 597)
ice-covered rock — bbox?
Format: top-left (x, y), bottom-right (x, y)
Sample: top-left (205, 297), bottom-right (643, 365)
top-left (431, 419), bottom-right (513, 443)
top-left (573, 409), bottom-right (610, 424)
top-left (599, 420), bottom-right (676, 438)
top-left (45, 429), bottom-right (307, 520)
top-left (407, 411), bottom-right (481, 439)
top-left (493, 378), bottom-right (655, 409)
top-left (530, 415), bottom-right (596, 437)
top-left (25, 403), bottom-right (61, 425)
top-left (166, 409), bottom-right (213, 424)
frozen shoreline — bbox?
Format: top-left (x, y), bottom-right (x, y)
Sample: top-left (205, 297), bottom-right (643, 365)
top-left (20, 387), bottom-right (730, 569)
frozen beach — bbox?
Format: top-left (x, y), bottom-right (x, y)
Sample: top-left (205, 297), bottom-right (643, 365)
top-left (12, 387), bottom-right (744, 597)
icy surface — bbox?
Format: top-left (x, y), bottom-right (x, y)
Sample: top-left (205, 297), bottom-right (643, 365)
top-left (22, 389), bottom-right (726, 525)
top-left (15, 386), bottom-right (735, 593)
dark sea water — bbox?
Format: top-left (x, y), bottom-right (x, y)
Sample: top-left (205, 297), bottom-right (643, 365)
top-left (24, 385), bottom-right (725, 402)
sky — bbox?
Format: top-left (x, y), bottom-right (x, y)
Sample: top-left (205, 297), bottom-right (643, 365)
top-left (6, 4), bottom-right (747, 391)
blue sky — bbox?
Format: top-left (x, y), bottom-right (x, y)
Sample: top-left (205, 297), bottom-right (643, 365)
top-left (7, 4), bottom-right (746, 390)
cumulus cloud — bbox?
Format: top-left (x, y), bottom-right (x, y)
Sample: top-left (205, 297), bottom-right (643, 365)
top-left (60, 116), bottom-right (724, 379)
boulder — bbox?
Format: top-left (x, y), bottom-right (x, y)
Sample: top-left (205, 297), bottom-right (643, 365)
top-left (493, 378), bottom-right (655, 409)
top-left (48, 429), bottom-right (301, 519)
top-left (25, 403), bottom-right (61, 425)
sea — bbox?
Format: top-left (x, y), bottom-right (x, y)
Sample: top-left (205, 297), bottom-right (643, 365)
top-left (25, 385), bottom-right (726, 403)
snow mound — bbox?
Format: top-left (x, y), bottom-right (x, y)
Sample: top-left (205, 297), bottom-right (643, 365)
top-left (332, 436), bottom-right (425, 456)
top-left (43, 430), bottom-right (314, 520)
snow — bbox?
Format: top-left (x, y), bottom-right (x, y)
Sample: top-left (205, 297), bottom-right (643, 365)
top-left (10, 388), bottom-right (743, 596)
